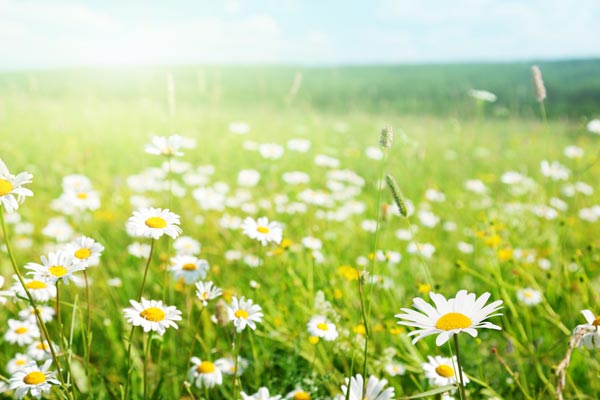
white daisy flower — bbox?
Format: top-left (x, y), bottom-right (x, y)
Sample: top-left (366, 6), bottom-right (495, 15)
top-left (41, 217), bottom-right (74, 242)
top-left (307, 315), bottom-right (338, 341)
top-left (229, 122), bottom-right (250, 135)
top-left (587, 119), bottom-right (600, 134)
top-left (258, 143), bottom-right (284, 160)
top-left (0, 158), bottom-right (33, 213)
top-left (27, 340), bottom-right (58, 361)
top-left (516, 288), bottom-right (542, 306)
top-left (241, 387), bottom-right (282, 400)
top-left (127, 208), bottom-right (182, 240)
top-left (195, 281), bottom-right (222, 306)
top-left (422, 355), bottom-right (469, 388)
top-left (468, 89), bottom-right (497, 102)
top-left (145, 135), bottom-right (185, 157)
top-left (214, 356), bottom-right (248, 376)
top-left (395, 290), bottom-right (503, 346)
top-left (227, 296), bottom-right (263, 332)
top-left (238, 169), bottom-right (261, 187)
top-left (287, 138), bottom-right (311, 153)
top-left (575, 310), bottom-right (600, 349)
top-left (127, 242), bottom-right (151, 258)
top-left (341, 374), bottom-right (395, 400)
top-left (123, 298), bottom-right (182, 336)
top-left (384, 362), bottom-right (406, 377)
top-left (173, 236), bottom-right (201, 255)
top-left (63, 236), bottom-right (104, 268)
top-left (188, 357), bottom-right (223, 388)
top-left (9, 360), bottom-right (59, 399)
top-left (285, 388), bottom-right (312, 400)
top-left (540, 160), bottom-right (570, 181)
top-left (18, 306), bottom-right (55, 324)
top-left (25, 250), bottom-right (84, 285)
top-left (6, 353), bottom-right (32, 374)
top-left (241, 216), bottom-right (283, 246)
top-left (10, 276), bottom-right (57, 302)
top-left (168, 255), bottom-right (208, 284)
top-left (4, 319), bottom-right (40, 346)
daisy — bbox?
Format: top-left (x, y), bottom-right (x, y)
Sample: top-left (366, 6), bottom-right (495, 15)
top-left (173, 236), bottom-right (201, 255)
top-left (467, 89), bottom-right (497, 102)
top-left (195, 281), bottom-right (222, 306)
top-left (127, 242), bottom-right (151, 258)
top-left (9, 360), bottom-right (59, 399)
top-left (422, 355), bottom-right (469, 388)
top-left (541, 160), bottom-right (570, 181)
top-left (0, 158), bottom-right (33, 213)
top-left (241, 387), bottom-right (282, 400)
top-left (516, 288), bottom-right (542, 306)
top-left (18, 305), bottom-right (56, 324)
top-left (11, 276), bottom-right (57, 302)
top-left (238, 169), bottom-right (261, 187)
top-left (41, 217), bottom-right (74, 242)
top-left (127, 208), bottom-right (182, 240)
top-left (241, 216), bottom-right (283, 246)
top-left (384, 362), bottom-right (406, 377)
top-left (587, 119), bottom-right (600, 134)
top-left (123, 298), bottom-right (182, 336)
top-left (63, 236), bottom-right (104, 268)
top-left (214, 356), bottom-right (248, 376)
top-left (285, 388), bottom-right (312, 400)
top-left (229, 122), bottom-right (250, 135)
top-left (168, 255), bottom-right (209, 284)
top-left (144, 135), bottom-right (185, 157)
top-left (574, 310), bottom-right (600, 349)
top-left (340, 374), bottom-right (395, 400)
top-left (395, 290), bottom-right (503, 346)
top-left (4, 319), bottom-right (40, 346)
top-left (307, 315), bottom-right (339, 341)
top-left (6, 353), bottom-right (32, 374)
top-left (25, 250), bottom-right (84, 285)
top-left (227, 296), bottom-right (263, 332)
top-left (27, 340), bottom-right (58, 361)
top-left (188, 357), bottom-right (223, 388)
top-left (287, 138), bottom-right (311, 153)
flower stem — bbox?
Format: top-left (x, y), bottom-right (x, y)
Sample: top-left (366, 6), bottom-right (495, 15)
top-left (231, 331), bottom-right (243, 400)
top-left (83, 269), bottom-right (93, 391)
top-left (124, 237), bottom-right (156, 400)
top-left (453, 335), bottom-right (467, 400)
top-left (143, 332), bottom-right (153, 400)
top-left (138, 239), bottom-right (156, 300)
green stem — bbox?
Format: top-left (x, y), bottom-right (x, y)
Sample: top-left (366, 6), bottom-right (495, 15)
top-left (232, 331), bottom-right (243, 400)
top-left (138, 239), bottom-right (156, 300)
top-left (143, 332), bottom-right (153, 400)
top-left (84, 270), bottom-right (92, 391)
top-left (453, 335), bottom-right (467, 400)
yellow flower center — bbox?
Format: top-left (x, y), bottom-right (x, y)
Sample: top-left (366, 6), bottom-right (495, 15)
top-left (145, 216), bottom-right (167, 229)
top-left (74, 248), bottom-right (91, 259)
top-left (524, 291), bottom-right (534, 298)
top-left (24, 371), bottom-right (46, 385)
top-left (317, 322), bottom-right (329, 331)
top-left (196, 361), bottom-right (216, 374)
top-left (16, 359), bottom-right (26, 366)
top-left (234, 309), bottom-right (249, 319)
top-left (593, 317), bottom-right (600, 328)
top-left (257, 226), bottom-right (270, 234)
top-left (0, 178), bottom-right (13, 196)
top-left (294, 391), bottom-right (311, 400)
top-left (182, 263), bottom-right (197, 271)
top-left (48, 266), bottom-right (67, 277)
top-left (435, 312), bottom-right (472, 331)
top-left (201, 292), bottom-right (208, 299)
top-left (26, 280), bottom-right (47, 289)
top-left (15, 327), bottom-right (28, 334)
top-left (37, 342), bottom-right (48, 350)
top-left (76, 192), bottom-right (88, 199)
top-left (140, 307), bottom-right (166, 322)
top-left (435, 364), bottom-right (455, 378)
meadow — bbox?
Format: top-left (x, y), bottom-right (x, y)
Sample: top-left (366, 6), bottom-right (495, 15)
top-left (0, 60), bottom-right (600, 399)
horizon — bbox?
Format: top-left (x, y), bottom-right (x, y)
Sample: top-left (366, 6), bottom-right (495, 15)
top-left (1, 0), bottom-right (599, 71)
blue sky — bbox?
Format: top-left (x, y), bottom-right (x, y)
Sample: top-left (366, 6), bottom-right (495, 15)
top-left (1, 0), bottom-right (599, 70)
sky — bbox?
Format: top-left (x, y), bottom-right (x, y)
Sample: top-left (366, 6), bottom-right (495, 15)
top-left (1, 0), bottom-right (599, 70)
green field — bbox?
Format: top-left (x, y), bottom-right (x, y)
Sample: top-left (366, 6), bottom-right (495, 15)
top-left (1, 60), bottom-right (600, 399)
